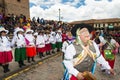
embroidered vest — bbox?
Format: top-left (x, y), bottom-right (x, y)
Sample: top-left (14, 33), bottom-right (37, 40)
top-left (73, 42), bottom-right (96, 72)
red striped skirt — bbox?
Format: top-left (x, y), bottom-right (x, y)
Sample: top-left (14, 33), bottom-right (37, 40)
top-left (0, 51), bottom-right (13, 64)
top-left (26, 47), bottom-right (36, 57)
top-left (45, 44), bottom-right (51, 51)
top-left (37, 47), bottom-right (46, 53)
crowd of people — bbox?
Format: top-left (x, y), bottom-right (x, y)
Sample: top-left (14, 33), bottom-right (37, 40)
top-left (0, 13), bottom-right (70, 34)
top-left (0, 13), bottom-right (71, 73)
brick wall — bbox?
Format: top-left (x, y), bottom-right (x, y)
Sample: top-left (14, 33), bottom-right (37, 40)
top-left (3, 0), bottom-right (30, 18)
top-left (0, 0), bottom-right (4, 13)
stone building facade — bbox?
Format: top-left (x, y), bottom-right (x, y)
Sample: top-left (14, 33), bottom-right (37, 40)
top-left (69, 18), bottom-right (120, 30)
top-left (0, 0), bottom-right (30, 18)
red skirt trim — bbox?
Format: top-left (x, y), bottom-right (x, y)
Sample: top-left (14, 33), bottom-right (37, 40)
top-left (101, 51), bottom-right (115, 69)
top-left (26, 47), bottom-right (36, 57)
top-left (45, 44), bottom-right (51, 51)
top-left (0, 51), bottom-right (13, 64)
top-left (70, 75), bottom-right (87, 80)
top-left (70, 75), bottom-right (78, 80)
top-left (37, 47), bottom-right (46, 53)
top-left (107, 59), bottom-right (115, 69)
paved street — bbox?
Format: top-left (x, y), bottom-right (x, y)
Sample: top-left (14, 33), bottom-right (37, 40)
top-left (0, 49), bottom-right (62, 80)
top-left (94, 54), bottom-right (120, 80)
top-left (1, 51), bottom-right (120, 80)
top-left (2, 53), bottom-right (120, 80)
top-left (6, 53), bottom-right (64, 80)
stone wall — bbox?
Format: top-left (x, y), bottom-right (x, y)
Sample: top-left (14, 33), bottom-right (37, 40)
top-left (0, 0), bottom-right (30, 18)
top-left (0, 0), bottom-right (4, 13)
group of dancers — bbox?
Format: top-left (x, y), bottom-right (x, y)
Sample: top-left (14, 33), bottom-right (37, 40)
top-left (0, 26), bottom-right (63, 73)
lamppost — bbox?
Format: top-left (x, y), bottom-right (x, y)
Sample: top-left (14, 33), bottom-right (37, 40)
top-left (59, 8), bottom-right (60, 21)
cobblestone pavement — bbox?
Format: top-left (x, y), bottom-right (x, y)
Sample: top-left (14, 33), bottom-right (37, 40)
top-left (4, 53), bottom-right (120, 80)
top-left (94, 54), bottom-right (120, 80)
top-left (0, 50), bottom-right (61, 79)
top-left (10, 53), bottom-right (64, 80)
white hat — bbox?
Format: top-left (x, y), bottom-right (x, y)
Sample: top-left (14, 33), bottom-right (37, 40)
top-left (51, 32), bottom-right (56, 35)
top-left (25, 29), bottom-right (33, 34)
top-left (33, 32), bottom-right (38, 36)
top-left (14, 28), bottom-right (24, 34)
top-left (51, 32), bottom-right (56, 36)
top-left (0, 27), bottom-right (8, 34)
top-left (57, 30), bottom-right (61, 33)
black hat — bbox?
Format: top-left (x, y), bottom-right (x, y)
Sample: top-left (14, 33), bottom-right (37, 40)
top-left (71, 23), bottom-right (94, 37)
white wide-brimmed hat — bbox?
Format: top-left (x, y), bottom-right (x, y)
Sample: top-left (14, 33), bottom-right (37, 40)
top-left (0, 27), bottom-right (9, 34)
top-left (14, 28), bottom-right (24, 34)
top-left (25, 29), bottom-right (33, 34)
top-left (57, 30), bottom-right (62, 33)
top-left (33, 32), bottom-right (38, 36)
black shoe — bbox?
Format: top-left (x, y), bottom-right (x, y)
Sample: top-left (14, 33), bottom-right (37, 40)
top-left (21, 61), bottom-right (26, 66)
top-left (28, 60), bottom-right (31, 63)
top-left (3, 65), bottom-right (10, 73)
top-left (32, 57), bottom-right (35, 62)
top-left (52, 51), bottom-right (55, 54)
top-left (4, 70), bottom-right (8, 73)
top-left (46, 52), bottom-right (48, 55)
top-left (48, 51), bottom-right (51, 55)
top-left (42, 54), bottom-right (45, 57)
top-left (101, 69), bottom-right (106, 72)
top-left (39, 55), bottom-right (42, 58)
top-left (32, 59), bottom-right (35, 62)
top-left (3, 66), bottom-right (7, 73)
top-left (5, 69), bottom-right (10, 73)
top-left (28, 57), bottom-right (30, 63)
top-left (6, 64), bottom-right (10, 72)
top-left (39, 53), bottom-right (42, 58)
top-left (22, 63), bottom-right (26, 66)
top-left (18, 61), bottom-right (23, 68)
top-left (42, 55), bottom-right (45, 57)
top-left (19, 64), bottom-right (22, 68)
top-left (46, 52), bottom-right (51, 55)
top-left (57, 49), bottom-right (60, 52)
top-left (7, 69), bottom-right (10, 72)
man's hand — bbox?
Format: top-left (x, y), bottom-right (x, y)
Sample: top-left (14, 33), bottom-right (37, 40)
top-left (109, 69), bottom-right (116, 75)
top-left (99, 43), bottom-right (104, 47)
top-left (77, 72), bottom-right (84, 80)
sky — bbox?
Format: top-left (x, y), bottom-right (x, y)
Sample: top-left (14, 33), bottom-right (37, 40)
top-left (29, 0), bottom-right (120, 22)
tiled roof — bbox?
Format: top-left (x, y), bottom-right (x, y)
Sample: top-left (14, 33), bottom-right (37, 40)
top-left (69, 18), bottom-right (120, 24)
